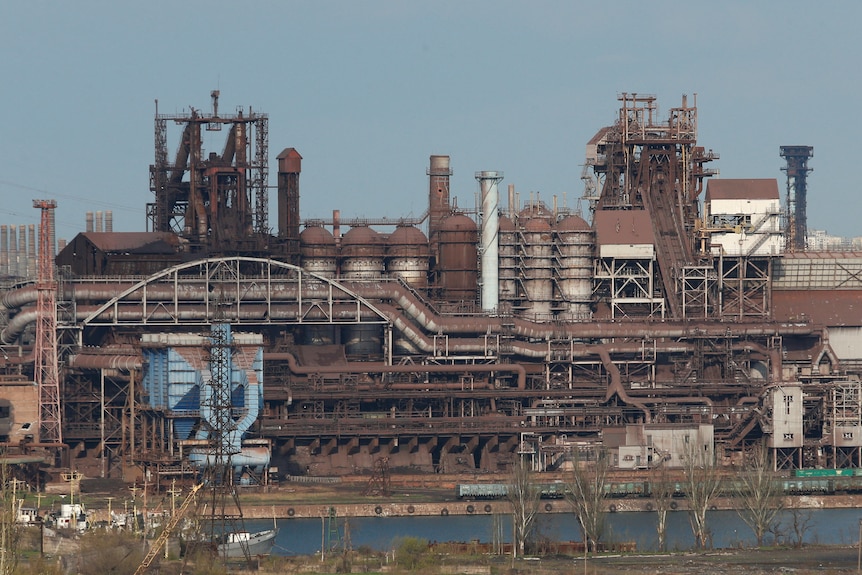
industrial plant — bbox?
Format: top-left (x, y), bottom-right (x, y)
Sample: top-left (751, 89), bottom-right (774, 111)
top-left (1, 91), bottom-right (859, 493)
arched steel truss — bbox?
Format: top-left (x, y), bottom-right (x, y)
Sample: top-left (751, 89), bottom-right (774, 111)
top-left (81, 257), bottom-right (391, 329)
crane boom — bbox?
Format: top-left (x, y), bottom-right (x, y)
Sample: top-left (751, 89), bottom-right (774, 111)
top-left (133, 483), bottom-right (202, 575)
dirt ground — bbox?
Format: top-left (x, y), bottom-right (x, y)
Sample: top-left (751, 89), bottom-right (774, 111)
top-left (566, 545), bottom-right (861, 574)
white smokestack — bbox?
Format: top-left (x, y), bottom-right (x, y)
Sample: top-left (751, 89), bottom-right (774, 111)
top-left (476, 171), bottom-right (503, 313)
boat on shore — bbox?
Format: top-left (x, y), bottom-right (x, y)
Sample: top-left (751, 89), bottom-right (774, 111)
top-left (216, 527), bottom-right (278, 558)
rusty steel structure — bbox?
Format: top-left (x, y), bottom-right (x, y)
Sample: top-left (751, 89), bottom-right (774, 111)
top-left (1, 93), bottom-right (861, 490)
top-left (32, 199), bottom-right (62, 446)
top-left (148, 90), bottom-right (269, 252)
top-left (781, 145), bottom-right (814, 252)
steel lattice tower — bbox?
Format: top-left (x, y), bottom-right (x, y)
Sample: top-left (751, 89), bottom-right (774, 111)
top-left (33, 199), bottom-right (62, 444)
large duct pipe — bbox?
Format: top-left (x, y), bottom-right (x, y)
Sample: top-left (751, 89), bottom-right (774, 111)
top-left (67, 354), bottom-right (142, 371)
top-left (1, 275), bottom-right (821, 346)
top-left (476, 171), bottom-right (503, 312)
top-left (268, 352), bottom-right (527, 390)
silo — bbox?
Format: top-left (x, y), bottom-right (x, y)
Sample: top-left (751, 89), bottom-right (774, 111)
top-left (555, 214), bottom-right (594, 319)
top-left (437, 214), bottom-right (478, 303)
top-left (340, 225), bottom-right (385, 358)
top-left (299, 224), bottom-right (338, 278)
top-left (497, 215), bottom-right (518, 306)
top-left (343, 324), bottom-right (383, 359)
top-left (386, 224), bottom-right (430, 289)
top-left (340, 225), bottom-right (385, 280)
top-left (520, 206), bottom-right (554, 318)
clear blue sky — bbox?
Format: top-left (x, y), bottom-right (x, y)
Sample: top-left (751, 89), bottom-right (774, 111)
top-left (2, 1), bottom-right (859, 242)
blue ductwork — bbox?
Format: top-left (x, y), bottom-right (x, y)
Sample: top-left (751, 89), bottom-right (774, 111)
top-left (141, 328), bottom-right (268, 472)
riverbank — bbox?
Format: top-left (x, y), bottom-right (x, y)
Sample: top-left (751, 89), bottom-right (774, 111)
top-left (59, 473), bottom-right (862, 523)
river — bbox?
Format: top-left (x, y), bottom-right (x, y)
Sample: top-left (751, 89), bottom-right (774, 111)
top-left (243, 508), bottom-right (862, 556)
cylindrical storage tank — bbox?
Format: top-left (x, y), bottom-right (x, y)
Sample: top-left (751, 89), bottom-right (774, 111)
top-left (387, 224), bottom-right (430, 289)
top-left (436, 214), bottom-right (478, 304)
top-left (343, 324), bottom-right (383, 358)
top-left (340, 226), bottom-right (385, 279)
top-left (519, 207), bottom-right (554, 318)
top-left (299, 224), bottom-right (338, 278)
top-left (497, 216), bottom-right (518, 306)
top-left (300, 325), bottom-right (337, 346)
top-left (555, 214), bottom-right (594, 319)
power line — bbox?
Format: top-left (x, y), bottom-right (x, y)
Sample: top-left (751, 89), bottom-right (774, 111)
top-left (0, 180), bottom-right (140, 213)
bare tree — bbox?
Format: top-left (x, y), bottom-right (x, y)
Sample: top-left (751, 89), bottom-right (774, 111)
top-left (734, 444), bottom-right (784, 546)
top-left (648, 458), bottom-right (675, 552)
top-left (506, 458), bottom-right (541, 558)
top-left (784, 500), bottom-right (814, 549)
top-left (566, 445), bottom-right (609, 554)
top-left (680, 436), bottom-right (721, 549)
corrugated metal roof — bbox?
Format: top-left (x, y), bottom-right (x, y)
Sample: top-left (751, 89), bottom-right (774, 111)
top-left (772, 290), bottom-right (862, 326)
top-left (593, 209), bottom-right (655, 246)
top-left (587, 126), bottom-right (613, 146)
top-left (705, 178), bottom-right (779, 201)
top-left (82, 232), bottom-right (179, 253)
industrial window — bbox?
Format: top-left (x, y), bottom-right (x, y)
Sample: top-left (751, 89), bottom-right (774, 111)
top-left (784, 394), bottom-right (794, 415)
top-left (784, 433), bottom-right (794, 441)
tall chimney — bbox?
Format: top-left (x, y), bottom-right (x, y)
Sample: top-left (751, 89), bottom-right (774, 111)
top-left (276, 148), bottom-right (302, 264)
top-left (105, 210), bottom-right (113, 233)
top-left (86, 212), bottom-right (94, 233)
top-left (0, 225), bottom-right (7, 276)
top-left (28, 224), bottom-right (36, 278)
top-left (9, 225), bottom-right (17, 277)
top-left (427, 155), bottom-right (452, 243)
top-left (18, 226), bottom-right (25, 277)
top-left (476, 171), bottom-right (503, 312)
top-left (95, 211), bottom-right (103, 233)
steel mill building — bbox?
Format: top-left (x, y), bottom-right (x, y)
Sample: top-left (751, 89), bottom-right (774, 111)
top-left (0, 92), bottom-right (858, 490)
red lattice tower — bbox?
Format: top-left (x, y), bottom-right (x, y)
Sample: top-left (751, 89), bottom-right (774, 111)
top-left (33, 199), bottom-right (62, 444)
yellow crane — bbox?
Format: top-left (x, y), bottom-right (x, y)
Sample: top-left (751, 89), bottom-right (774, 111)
top-left (133, 483), bottom-right (202, 575)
